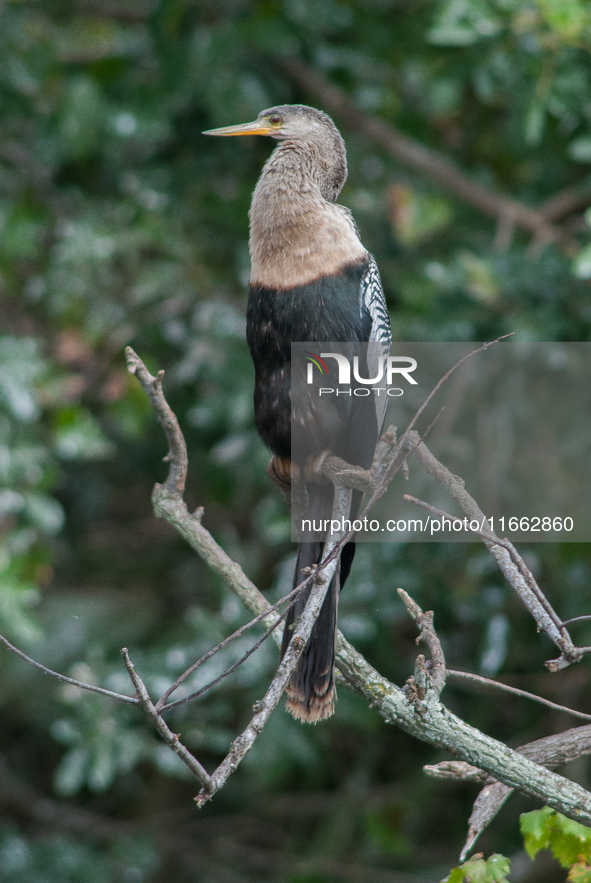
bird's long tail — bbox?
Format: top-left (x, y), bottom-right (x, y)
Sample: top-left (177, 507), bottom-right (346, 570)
top-left (281, 484), bottom-right (356, 723)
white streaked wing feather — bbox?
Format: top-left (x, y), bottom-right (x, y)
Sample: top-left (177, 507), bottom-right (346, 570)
top-left (359, 255), bottom-right (391, 431)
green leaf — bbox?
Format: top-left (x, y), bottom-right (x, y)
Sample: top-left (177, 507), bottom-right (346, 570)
top-left (569, 861), bottom-right (591, 883)
top-left (521, 806), bottom-right (555, 859)
top-left (52, 408), bottom-right (115, 461)
top-left (568, 136), bottom-right (591, 163)
top-left (524, 94), bottom-right (546, 146)
top-left (573, 244), bottom-right (591, 279)
top-left (428, 0), bottom-right (501, 46)
top-left (388, 184), bottom-right (453, 246)
top-left (0, 575), bottom-right (41, 643)
top-left (53, 746), bottom-right (90, 796)
top-left (552, 815), bottom-right (591, 867)
top-left (487, 854), bottom-right (511, 882)
top-left (521, 808), bottom-right (591, 868)
top-left (442, 854), bottom-right (510, 883)
top-left (533, 0), bottom-right (591, 42)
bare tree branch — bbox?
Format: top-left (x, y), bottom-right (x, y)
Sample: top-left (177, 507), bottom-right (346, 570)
top-left (402, 437), bottom-right (586, 670)
top-left (461, 783), bottom-right (513, 861)
top-left (125, 346), bottom-right (591, 825)
top-left (334, 606), bottom-right (591, 827)
top-left (460, 719), bottom-right (591, 860)
top-left (0, 633), bottom-right (139, 706)
top-left (10, 343), bottom-right (591, 832)
top-left (125, 346), bottom-right (280, 631)
top-left (11, 344), bottom-right (587, 828)
top-left (539, 178), bottom-right (591, 221)
top-left (447, 670), bottom-right (591, 723)
top-left (159, 611), bottom-right (287, 713)
top-left (195, 558), bottom-right (337, 805)
top-left (564, 615), bottom-right (591, 627)
top-left (398, 589), bottom-right (446, 696)
top-left (425, 723), bottom-right (591, 858)
top-left (125, 349), bottom-right (187, 499)
top-left (122, 648), bottom-right (212, 788)
top-left (156, 585), bottom-right (303, 710)
top-left (196, 485), bottom-right (352, 806)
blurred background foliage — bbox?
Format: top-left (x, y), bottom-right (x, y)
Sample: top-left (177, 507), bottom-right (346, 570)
top-left (1, 0), bottom-right (591, 880)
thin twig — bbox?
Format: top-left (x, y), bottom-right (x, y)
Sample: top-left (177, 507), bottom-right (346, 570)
top-left (125, 348), bottom-right (283, 637)
top-left (404, 489), bottom-right (572, 649)
top-left (563, 615), bottom-right (591, 627)
top-left (365, 337), bottom-right (514, 512)
top-left (398, 589), bottom-right (446, 696)
top-left (447, 670), bottom-right (591, 722)
top-left (539, 179), bottom-right (591, 222)
top-left (156, 584), bottom-right (304, 710)
top-left (405, 489), bottom-right (567, 634)
top-left (0, 633), bottom-right (139, 706)
top-left (160, 612), bottom-right (287, 712)
top-left (121, 648), bottom-right (212, 788)
top-left (309, 337), bottom-right (513, 586)
top-left (402, 440), bottom-right (584, 671)
top-left (125, 347), bottom-right (188, 498)
top-left (196, 488), bottom-right (351, 806)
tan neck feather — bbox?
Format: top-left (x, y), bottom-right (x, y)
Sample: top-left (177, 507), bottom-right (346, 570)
top-left (248, 143), bottom-right (366, 290)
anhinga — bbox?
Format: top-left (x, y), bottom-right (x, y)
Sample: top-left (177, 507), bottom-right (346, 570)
top-left (204, 105), bottom-right (392, 722)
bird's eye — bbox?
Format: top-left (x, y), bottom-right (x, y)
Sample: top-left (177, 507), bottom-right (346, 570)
top-left (269, 115), bottom-right (283, 127)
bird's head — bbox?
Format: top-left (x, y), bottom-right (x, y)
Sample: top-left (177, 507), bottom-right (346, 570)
top-left (203, 104), bottom-right (340, 145)
top-left (203, 104), bottom-right (347, 201)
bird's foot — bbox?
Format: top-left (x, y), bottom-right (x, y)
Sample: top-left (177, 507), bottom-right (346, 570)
top-left (311, 453), bottom-right (375, 493)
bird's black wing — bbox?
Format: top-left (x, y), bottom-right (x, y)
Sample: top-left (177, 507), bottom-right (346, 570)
top-left (281, 255), bottom-right (391, 722)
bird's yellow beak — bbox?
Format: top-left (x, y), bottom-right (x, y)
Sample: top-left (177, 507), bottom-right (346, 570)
top-left (202, 118), bottom-right (276, 137)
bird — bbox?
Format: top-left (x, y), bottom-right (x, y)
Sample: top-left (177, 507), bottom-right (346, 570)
top-left (204, 104), bottom-right (392, 722)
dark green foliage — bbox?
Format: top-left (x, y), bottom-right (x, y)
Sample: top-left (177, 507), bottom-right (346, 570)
top-left (521, 806), bottom-right (591, 869)
top-left (445, 853), bottom-right (511, 883)
top-left (1, 1), bottom-right (591, 881)
top-left (446, 807), bottom-right (591, 882)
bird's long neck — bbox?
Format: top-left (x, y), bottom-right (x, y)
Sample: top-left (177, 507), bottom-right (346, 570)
top-left (249, 141), bottom-right (366, 290)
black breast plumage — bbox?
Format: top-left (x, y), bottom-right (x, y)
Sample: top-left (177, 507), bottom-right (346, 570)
top-left (247, 256), bottom-right (389, 461)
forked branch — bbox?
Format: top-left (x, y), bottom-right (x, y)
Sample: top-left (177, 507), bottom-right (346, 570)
top-left (123, 348), bottom-right (591, 829)
top-left (402, 437), bottom-right (589, 670)
top-left (3, 345), bottom-right (591, 838)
